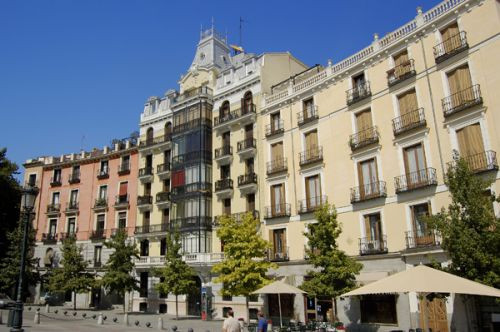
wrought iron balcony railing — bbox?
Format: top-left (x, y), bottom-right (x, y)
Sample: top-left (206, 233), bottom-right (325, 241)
top-left (395, 168), bottom-right (437, 193)
top-left (97, 168), bottom-right (109, 179)
top-left (266, 157), bottom-right (287, 175)
top-left (434, 31), bottom-right (468, 64)
top-left (118, 162), bottom-right (130, 175)
top-left (297, 106), bottom-right (318, 126)
top-left (156, 191), bottom-right (170, 203)
top-left (169, 216), bottom-right (212, 232)
top-left (237, 173), bottom-right (257, 186)
top-left (42, 233), bottom-right (58, 244)
top-left (90, 229), bottom-right (106, 240)
top-left (68, 172), bottom-right (80, 184)
top-left (94, 198), bottom-right (107, 209)
top-left (442, 84), bottom-right (482, 117)
top-left (350, 181), bottom-right (387, 203)
top-left (387, 59), bottom-right (416, 86)
top-left (392, 108), bottom-right (426, 136)
top-left (66, 201), bottom-right (79, 211)
top-left (46, 203), bottom-right (61, 213)
top-left (299, 146), bottom-right (323, 166)
top-left (215, 145), bottom-right (233, 158)
top-left (135, 223), bottom-right (169, 234)
top-left (346, 82), bottom-right (371, 105)
top-left (448, 150), bottom-right (498, 173)
top-left (265, 120), bottom-right (284, 137)
top-left (298, 195), bottom-right (328, 214)
top-left (59, 232), bottom-right (76, 242)
top-left (138, 167), bottom-right (153, 177)
top-left (50, 176), bottom-right (62, 187)
top-left (264, 203), bottom-right (291, 219)
top-left (405, 230), bottom-right (440, 249)
top-left (115, 194), bottom-right (129, 206)
top-left (267, 247), bottom-right (289, 262)
top-left (349, 126), bottom-right (379, 151)
top-left (139, 134), bottom-right (172, 148)
top-left (214, 104), bottom-right (256, 127)
top-left (157, 163), bottom-right (170, 173)
top-left (359, 236), bottom-right (388, 255)
top-left (237, 138), bottom-right (256, 152)
top-left (137, 195), bottom-right (153, 206)
top-left (215, 178), bottom-right (233, 192)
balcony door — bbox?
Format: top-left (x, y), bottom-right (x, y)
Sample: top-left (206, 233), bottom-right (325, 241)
top-left (146, 127), bottom-right (154, 145)
top-left (245, 124), bottom-right (253, 140)
top-left (223, 198), bottom-right (231, 215)
top-left (52, 192), bottom-right (60, 205)
top-left (96, 214), bottom-right (105, 231)
top-left (49, 219), bottom-right (57, 236)
top-left (303, 98), bottom-right (314, 120)
top-left (247, 194), bottom-right (255, 212)
top-left (355, 109), bottom-right (373, 143)
top-left (305, 175), bottom-right (321, 209)
top-left (403, 143), bottom-right (427, 188)
top-left (220, 101), bottom-right (230, 119)
top-left (271, 112), bottom-right (281, 132)
top-left (358, 158), bottom-right (378, 198)
top-left (242, 91), bottom-right (253, 114)
top-left (393, 50), bottom-right (409, 78)
top-left (398, 89), bottom-right (418, 124)
top-left (441, 22), bottom-right (460, 53)
top-left (67, 217), bottom-right (76, 234)
top-left (447, 65), bottom-right (473, 107)
top-left (364, 213), bottom-right (383, 249)
top-left (271, 229), bottom-right (287, 259)
top-left (411, 203), bottom-right (433, 245)
top-left (271, 141), bottom-right (283, 163)
top-left (246, 158), bottom-right (254, 174)
top-left (222, 131), bottom-right (230, 147)
top-left (271, 184), bottom-right (285, 216)
top-left (457, 123), bottom-right (486, 170)
top-left (119, 182), bottom-right (128, 202)
top-left (353, 73), bottom-right (366, 91)
top-left (70, 190), bottom-right (78, 206)
top-left (305, 130), bottom-right (318, 156)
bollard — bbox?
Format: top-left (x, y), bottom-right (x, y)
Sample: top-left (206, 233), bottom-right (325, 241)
top-left (45, 304), bottom-right (49, 313)
top-left (146, 322), bottom-right (151, 327)
top-left (157, 317), bottom-right (163, 330)
top-left (187, 328), bottom-right (193, 332)
top-left (172, 325), bottom-right (178, 332)
top-left (135, 320), bottom-right (140, 326)
top-left (34, 311), bottom-right (40, 324)
top-left (123, 313), bottom-right (129, 326)
top-left (97, 312), bottom-right (103, 325)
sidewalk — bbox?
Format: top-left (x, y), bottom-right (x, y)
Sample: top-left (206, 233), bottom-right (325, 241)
top-left (0, 307), bottom-right (223, 332)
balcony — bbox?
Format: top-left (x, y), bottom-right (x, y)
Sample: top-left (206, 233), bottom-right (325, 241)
top-left (135, 223), bottom-right (169, 235)
top-left (213, 211), bottom-right (260, 226)
top-left (139, 134), bottom-right (172, 154)
top-left (267, 247), bottom-right (289, 262)
top-left (297, 106), bottom-right (319, 126)
top-left (298, 195), bottom-right (328, 214)
top-left (215, 178), bottom-right (233, 198)
top-left (137, 195), bottom-right (153, 211)
top-left (138, 167), bottom-right (153, 183)
top-left (359, 236), bottom-right (388, 255)
top-left (451, 150), bottom-right (499, 174)
top-left (346, 82), bottom-right (371, 106)
top-left (299, 146), bottom-right (323, 167)
top-left (65, 201), bottom-right (79, 214)
top-left (46, 203), bottom-right (61, 215)
top-left (214, 146), bottom-right (233, 165)
top-left (183, 252), bottom-right (225, 265)
top-left (118, 162), bottom-right (130, 175)
top-left (172, 150), bottom-right (211, 169)
top-left (90, 229), bottom-right (106, 241)
top-left (434, 31), bottom-right (468, 64)
top-left (392, 108), bottom-right (426, 136)
top-left (97, 168), bottom-right (109, 180)
top-left (68, 172), bottom-right (80, 184)
top-left (110, 228), bottom-right (128, 237)
top-left (42, 233), bottom-right (58, 244)
top-left (237, 138), bottom-right (256, 159)
top-left (395, 168), bottom-right (437, 194)
top-left (173, 118), bottom-right (212, 135)
top-left (93, 198), bottom-right (108, 211)
top-left (114, 194), bottom-right (129, 209)
top-left (349, 126), bottom-right (379, 151)
top-left (157, 163), bottom-right (171, 180)
top-left (134, 256), bottom-right (166, 267)
top-left (213, 104), bottom-right (256, 131)
top-left (170, 182), bottom-right (212, 200)
top-left (59, 232), bottom-right (76, 242)
top-left (264, 204), bottom-right (291, 219)
top-left (237, 173), bottom-right (257, 194)
top-left (442, 84), bottom-right (482, 117)
top-left (50, 177), bottom-right (62, 187)
top-left (387, 59), bottom-right (416, 87)
top-left (266, 158), bottom-right (288, 176)
top-left (350, 181), bottom-right (387, 203)
top-left (156, 191), bottom-right (170, 209)
top-left (405, 230), bottom-right (440, 250)
top-left (170, 216), bottom-right (212, 232)
top-left (265, 120), bottom-right (284, 138)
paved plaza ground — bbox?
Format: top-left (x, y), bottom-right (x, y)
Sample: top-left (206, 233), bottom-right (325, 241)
top-left (0, 307), bottom-right (224, 332)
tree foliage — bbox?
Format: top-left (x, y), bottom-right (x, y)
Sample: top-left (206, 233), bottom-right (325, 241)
top-left (300, 204), bottom-right (362, 316)
top-left (0, 148), bottom-right (21, 259)
top-left (153, 230), bottom-right (195, 319)
top-left (0, 220), bottom-right (39, 299)
top-left (100, 229), bottom-right (139, 312)
top-left (47, 237), bottom-right (95, 309)
top-left (212, 212), bottom-right (276, 319)
top-left (426, 156), bottom-right (500, 288)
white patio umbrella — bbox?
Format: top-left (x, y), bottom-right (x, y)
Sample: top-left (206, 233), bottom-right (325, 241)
top-left (252, 280), bottom-right (307, 327)
top-left (341, 265), bottom-right (500, 330)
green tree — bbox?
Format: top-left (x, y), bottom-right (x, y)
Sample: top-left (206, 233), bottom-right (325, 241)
top-left (300, 204), bottom-right (362, 320)
top-left (212, 212), bottom-right (276, 322)
top-left (426, 156), bottom-right (500, 288)
top-left (47, 237), bottom-right (95, 310)
top-left (0, 222), bottom-right (39, 299)
top-left (0, 148), bottom-right (21, 259)
top-left (153, 230), bottom-right (195, 320)
top-left (100, 229), bottom-right (139, 312)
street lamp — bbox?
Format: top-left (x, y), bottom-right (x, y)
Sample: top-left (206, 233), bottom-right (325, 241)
top-left (11, 184), bottom-right (38, 332)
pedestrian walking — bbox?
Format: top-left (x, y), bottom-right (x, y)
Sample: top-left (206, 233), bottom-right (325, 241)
top-left (257, 312), bottom-right (268, 332)
top-left (222, 309), bottom-right (241, 332)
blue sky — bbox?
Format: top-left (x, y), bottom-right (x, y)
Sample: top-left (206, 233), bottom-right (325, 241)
top-left (0, 0), bottom-right (438, 179)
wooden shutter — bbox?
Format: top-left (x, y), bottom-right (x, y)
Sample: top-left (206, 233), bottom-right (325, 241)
top-left (241, 98), bottom-right (245, 114)
top-left (306, 130), bottom-right (318, 150)
top-left (442, 23), bottom-right (460, 53)
top-left (270, 186), bottom-right (276, 210)
top-left (281, 229), bottom-right (287, 255)
top-left (364, 215), bottom-right (372, 240)
top-left (398, 90), bottom-right (418, 116)
top-left (272, 142), bottom-right (283, 161)
top-left (119, 182), bottom-right (128, 196)
top-left (457, 124), bottom-right (484, 156)
top-left (279, 184), bottom-right (286, 206)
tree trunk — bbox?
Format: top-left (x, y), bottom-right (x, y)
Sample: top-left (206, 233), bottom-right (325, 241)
top-left (73, 292), bottom-right (76, 310)
top-left (175, 295), bottom-right (178, 320)
top-left (123, 292), bottom-right (126, 313)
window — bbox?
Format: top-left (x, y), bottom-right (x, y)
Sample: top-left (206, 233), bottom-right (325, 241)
top-left (220, 101), bottom-right (230, 118)
top-left (94, 246), bottom-right (102, 267)
top-left (146, 127), bottom-right (154, 144)
top-left (360, 295), bottom-right (397, 324)
top-left (118, 182), bottom-right (128, 202)
top-left (304, 130), bottom-right (318, 151)
top-left (220, 165), bottom-right (230, 180)
top-left (456, 123), bottom-right (484, 157)
top-left (145, 154), bottom-right (153, 168)
top-left (160, 238), bottom-right (167, 256)
top-left (98, 185), bottom-right (107, 200)
top-left (247, 194), bottom-right (255, 211)
top-left (96, 214), bottom-right (105, 231)
top-left (164, 150), bottom-right (171, 163)
top-left (140, 240), bottom-right (149, 257)
top-left (162, 208), bottom-right (169, 223)
top-left (271, 229), bottom-right (287, 259)
top-left (271, 142), bottom-right (283, 162)
top-left (100, 160), bottom-right (109, 174)
top-left (117, 212), bottom-right (127, 229)
top-left (246, 158), bottom-right (254, 174)
top-left (270, 184), bottom-right (286, 215)
top-left (364, 213), bottom-right (383, 243)
top-left (271, 112), bottom-right (281, 131)
top-left (222, 131), bottom-right (230, 147)
top-left (49, 219), bottom-right (57, 235)
top-left (447, 64), bottom-right (472, 98)
top-left (140, 272), bottom-right (148, 298)
top-left (70, 189), bottom-right (78, 206)
top-left (242, 91), bottom-right (253, 114)
top-left (440, 22), bottom-right (460, 53)
top-left (403, 143), bottom-right (427, 186)
top-left (144, 183), bottom-right (151, 196)
top-left (303, 98), bottom-right (314, 119)
top-left (305, 175), bottom-right (321, 208)
top-left (143, 211), bottom-right (150, 226)
top-left (121, 155), bottom-right (130, 169)
top-left (67, 217), bottom-right (76, 234)
top-left (72, 165), bottom-right (80, 176)
top-left (393, 50), bottom-right (410, 77)
top-left (52, 192), bottom-right (60, 205)
top-left (245, 124), bottom-right (253, 140)
top-left (53, 169), bottom-right (61, 182)
top-left (353, 72), bottom-right (366, 89)
top-left (398, 89), bottom-right (418, 116)
top-left (28, 174), bottom-right (37, 187)
top-left (355, 109), bottom-right (373, 132)
top-left (223, 198), bottom-right (231, 215)
top-left (411, 203), bottom-right (431, 242)
top-left (357, 158), bottom-right (379, 196)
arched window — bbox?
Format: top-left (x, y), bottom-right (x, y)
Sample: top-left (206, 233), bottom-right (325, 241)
top-left (164, 122), bottom-right (172, 141)
top-left (146, 127), bottom-right (154, 145)
top-left (220, 101), bottom-right (230, 119)
top-left (44, 248), bottom-right (54, 267)
top-left (242, 91), bottom-right (253, 114)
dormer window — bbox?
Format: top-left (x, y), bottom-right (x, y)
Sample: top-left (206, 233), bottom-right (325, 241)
top-left (150, 100), bottom-right (157, 113)
top-left (224, 73), bottom-right (231, 85)
top-left (245, 62), bottom-right (253, 75)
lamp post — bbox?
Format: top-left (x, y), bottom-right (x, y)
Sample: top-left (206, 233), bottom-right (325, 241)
top-left (10, 184), bottom-right (38, 332)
